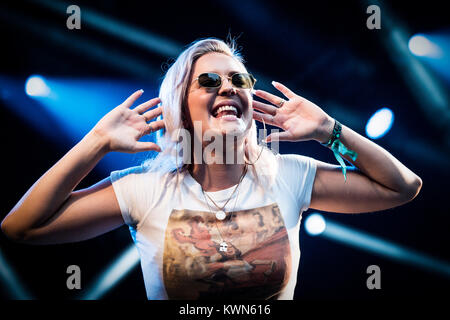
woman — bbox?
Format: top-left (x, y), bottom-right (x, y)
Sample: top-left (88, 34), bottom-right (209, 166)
top-left (1, 38), bottom-right (422, 300)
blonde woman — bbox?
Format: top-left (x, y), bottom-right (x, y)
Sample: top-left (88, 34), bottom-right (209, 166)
top-left (1, 38), bottom-right (422, 300)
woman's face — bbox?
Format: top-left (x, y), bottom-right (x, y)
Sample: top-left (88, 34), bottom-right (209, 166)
top-left (186, 52), bottom-right (253, 142)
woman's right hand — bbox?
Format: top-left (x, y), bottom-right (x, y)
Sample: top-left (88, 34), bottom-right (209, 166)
top-left (91, 90), bottom-right (165, 153)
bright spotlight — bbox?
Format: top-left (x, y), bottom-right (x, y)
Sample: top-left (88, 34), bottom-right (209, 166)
top-left (305, 213), bottom-right (326, 236)
top-left (409, 35), bottom-right (441, 57)
top-left (25, 75), bottom-right (50, 97)
top-left (365, 107), bottom-right (394, 139)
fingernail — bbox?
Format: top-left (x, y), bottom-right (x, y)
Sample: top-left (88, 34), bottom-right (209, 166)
top-left (271, 81), bottom-right (278, 86)
top-left (140, 89), bottom-right (144, 93)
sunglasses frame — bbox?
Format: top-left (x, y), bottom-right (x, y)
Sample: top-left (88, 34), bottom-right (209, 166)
top-left (193, 72), bottom-right (257, 89)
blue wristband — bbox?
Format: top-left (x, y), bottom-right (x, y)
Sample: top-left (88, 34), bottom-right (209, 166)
top-left (321, 119), bottom-right (358, 182)
top-left (321, 119), bottom-right (342, 147)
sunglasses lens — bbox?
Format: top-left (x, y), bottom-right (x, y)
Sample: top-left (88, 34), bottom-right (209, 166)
top-left (232, 73), bottom-right (255, 89)
top-left (197, 73), bottom-right (256, 89)
top-left (198, 73), bottom-right (221, 87)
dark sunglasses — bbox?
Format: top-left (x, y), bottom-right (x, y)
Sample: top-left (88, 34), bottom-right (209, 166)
top-left (193, 72), bottom-right (257, 89)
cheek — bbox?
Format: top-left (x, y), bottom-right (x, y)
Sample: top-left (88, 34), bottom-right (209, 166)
top-left (242, 94), bottom-right (253, 115)
top-left (186, 94), bottom-right (209, 121)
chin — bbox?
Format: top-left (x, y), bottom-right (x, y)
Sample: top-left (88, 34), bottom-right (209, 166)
top-left (211, 117), bottom-right (249, 138)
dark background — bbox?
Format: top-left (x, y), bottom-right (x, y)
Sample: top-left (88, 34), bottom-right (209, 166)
top-left (0, 0), bottom-right (449, 301)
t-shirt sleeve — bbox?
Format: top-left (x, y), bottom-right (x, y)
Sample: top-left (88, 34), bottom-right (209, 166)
top-left (277, 154), bottom-right (317, 213)
top-left (110, 166), bottom-right (147, 227)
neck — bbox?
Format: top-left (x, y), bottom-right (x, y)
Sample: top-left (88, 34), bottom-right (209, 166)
top-left (189, 162), bottom-right (247, 192)
top-left (189, 136), bottom-right (245, 191)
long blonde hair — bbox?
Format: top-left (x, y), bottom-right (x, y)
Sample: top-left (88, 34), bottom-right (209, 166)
top-left (141, 37), bottom-right (278, 189)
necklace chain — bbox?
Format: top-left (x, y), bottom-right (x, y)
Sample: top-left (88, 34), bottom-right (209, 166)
top-left (201, 164), bottom-right (248, 212)
top-left (202, 185), bottom-right (240, 246)
top-left (200, 164), bottom-right (248, 251)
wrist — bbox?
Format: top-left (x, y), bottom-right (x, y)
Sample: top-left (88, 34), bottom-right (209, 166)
top-left (85, 129), bottom-right (111, 155)
top-left (315, 116), bottom-right (335, 144)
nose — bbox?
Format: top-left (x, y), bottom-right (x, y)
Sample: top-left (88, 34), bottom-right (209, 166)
top-left (218, 77), bottom-right (236, 96)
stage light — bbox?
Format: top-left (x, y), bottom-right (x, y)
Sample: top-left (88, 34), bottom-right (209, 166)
top-left (409, 34), bottom-right (441, 58)
top-left (33, 0), bottom-right (181, 57)
top-left (25, 75), bottom-right (50, 97)
top-left (304, 213), bottom-right (326, 236)
top-left (24, 78), bottom-right (159, 174)
top-left (309, 215), bottom-right (450, 278)
top-left (365, 107), bottom-right (394, 139)
top-left (371, 5), bottom-right (450, 136)
top-left (0, 248), bottom-right (33, 299)
top-left (410, 32), bottom-right (450, 83)
top-left (81, 244), bottom-right (140, 299)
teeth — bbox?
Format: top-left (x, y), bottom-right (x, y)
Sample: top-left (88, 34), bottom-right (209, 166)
top-left (214, 105), bottom-right (238, 117)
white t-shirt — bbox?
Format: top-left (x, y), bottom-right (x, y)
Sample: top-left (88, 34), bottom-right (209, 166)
top-left (110, 153), bottom-right (317, 300)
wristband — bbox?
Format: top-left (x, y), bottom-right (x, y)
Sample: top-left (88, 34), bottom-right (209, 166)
top-left (321, 119), bottom-right (358, 182)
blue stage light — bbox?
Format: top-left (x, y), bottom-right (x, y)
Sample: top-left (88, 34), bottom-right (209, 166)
top-left (366, 107), bottom-right (394, 139)
top-left (305, 213), bottom-right (326, 236)
top-left (0, 247), bottom-right (34, 299)
top-left (317, 217), bottom-right (450, 278)
top-left (410, 32), bottom-right (450, 84)
top-left (409, 34), bottom-right (441, 58)
top-left (81, 244), bottom-right (140, 299)
top-left (25, 75), bottom-right (50, 97)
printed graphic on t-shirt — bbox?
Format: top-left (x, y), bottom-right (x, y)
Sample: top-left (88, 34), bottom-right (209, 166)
top-left (162, 203), bottom-right (292, 299)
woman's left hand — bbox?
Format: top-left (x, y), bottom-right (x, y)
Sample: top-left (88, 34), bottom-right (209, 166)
top-left (252, 81), bottom-right (334, 143)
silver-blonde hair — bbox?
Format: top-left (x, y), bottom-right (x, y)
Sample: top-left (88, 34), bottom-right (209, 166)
top-left (141, 37), bottom-right (278, 189)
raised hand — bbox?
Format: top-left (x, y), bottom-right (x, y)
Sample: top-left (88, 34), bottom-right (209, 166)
top-left (91, 90), bottom-right (165, 153)
top-left (252, 81), bottom-right (333, 143)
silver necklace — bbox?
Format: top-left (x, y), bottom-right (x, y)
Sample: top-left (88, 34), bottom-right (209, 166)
top-left (201, 164), bottom-right (247, 221)
top-left (201, 165), bottom-right (247, 252)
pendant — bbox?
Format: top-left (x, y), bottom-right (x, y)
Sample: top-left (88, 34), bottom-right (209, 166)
top-left (219, 242), bottom-right (228, 252)
top-left (215, 210), bottom-right (226, 220)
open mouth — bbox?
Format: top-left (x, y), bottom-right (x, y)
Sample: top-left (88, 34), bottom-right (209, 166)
top-left (211, 104), bottom-right (243, 119)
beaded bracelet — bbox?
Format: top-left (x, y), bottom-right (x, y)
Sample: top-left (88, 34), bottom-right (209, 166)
top-left (321, 119), bottom-right (358, 182)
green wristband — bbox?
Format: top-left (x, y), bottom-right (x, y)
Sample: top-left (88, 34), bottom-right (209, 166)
top-left (320, 119), bottom-right (358, 182)
top-left (321, 119), bottom-right (342, 147)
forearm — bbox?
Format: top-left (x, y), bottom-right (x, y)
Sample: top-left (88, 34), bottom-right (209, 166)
top-left (317, 117), bottom-right (423, 195)
top-left (2, 130), bottom-right (109, 235)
